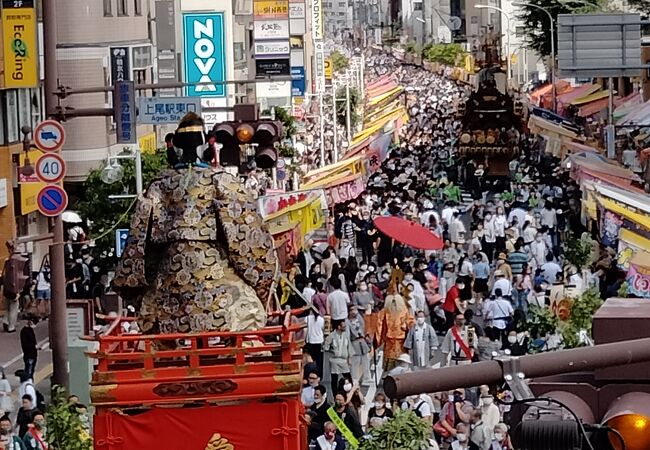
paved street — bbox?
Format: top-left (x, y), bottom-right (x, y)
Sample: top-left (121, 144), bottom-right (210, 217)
top-left (0, 320), bottom-right (53, 407)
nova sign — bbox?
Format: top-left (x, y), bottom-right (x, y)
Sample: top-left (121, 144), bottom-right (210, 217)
top-left (183, 13), bottom-right (226, 97)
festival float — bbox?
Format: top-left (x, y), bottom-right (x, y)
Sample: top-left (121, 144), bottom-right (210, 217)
top-left (456, 30), bottom-right (525, 176)
top-left (89, 113), bottom-right (305, 450)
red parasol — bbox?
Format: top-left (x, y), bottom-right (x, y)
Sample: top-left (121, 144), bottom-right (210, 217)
top-left (373, 216), bottom-right (444, 250)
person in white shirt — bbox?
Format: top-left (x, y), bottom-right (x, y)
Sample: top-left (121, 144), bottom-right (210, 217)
top-left (306, 309), bottom-right (325, 374)
top-left (301, 371), bottom-right (321, 407)
top-left (402, 394), bottom-right (433, 425)
top-left (541, 253), bottom-right (562, 284)
top-left (479, 393), bottom-right (501, 434)
top-left (326, 278), bottom-right (350, 321)
top-left (303, 280), bottom-right (316, 304)
top-left (17, 370), bottom-right (36, 406)
top-left (483, 213), bottom-right (496, 262)
top-left (485, 289), bottom-right (513, 344)
top-left (529, 233), bottom-right (547, 268)
top-left (491, 270), bottom-right (512, 298)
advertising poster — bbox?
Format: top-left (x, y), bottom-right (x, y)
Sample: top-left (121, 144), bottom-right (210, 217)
top-left (183, 13), bottom-right (226, 97)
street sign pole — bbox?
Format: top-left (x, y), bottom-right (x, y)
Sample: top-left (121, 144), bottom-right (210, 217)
top-left (43, 0), bottom-right (68, 389)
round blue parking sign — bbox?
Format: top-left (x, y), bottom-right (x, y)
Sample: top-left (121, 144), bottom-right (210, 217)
top-left (37, 185), bottom-right (68, 217)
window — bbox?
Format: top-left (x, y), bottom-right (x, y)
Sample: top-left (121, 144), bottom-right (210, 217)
top-left (414, 1), bottom-right (423, 10)
top-left (117, 0), bottom-right (127, 16)
top-left (134, 0), bottom-right (142, 15)
top-left (134, 69), bottom-right (147, 85)
top-left (103, 0), bottom-right (112, 16)
top-left (5, 91), bottom-right (19, 144)
top-left (132, 45), bottom-right (152, 68)
top-left (18, 89), bottom-right (30, 133)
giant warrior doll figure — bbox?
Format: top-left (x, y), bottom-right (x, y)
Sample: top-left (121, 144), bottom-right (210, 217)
top-left (113, 113), bottom-right (278, 334)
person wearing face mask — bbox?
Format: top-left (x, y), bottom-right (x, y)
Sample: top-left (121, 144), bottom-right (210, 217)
top-left (346, 307), bottom-right (371, 386)
top-left (403, 272), bottom-right (426, 316)
top-left (451, 422), bottom-right (479, 450)
top-left (329, 392), bottom-right (364, 444)
top-left (315, 421), bottom-right (346, 450)
top-left (482, 213), bottom-right (496, 263)
top-left (469, 409), bottom-right (492, 450)
top-left (367, 393), bottom-right (393, 423)
top-left (441, 313), bottom-right (477, 366)
top-left (490, 423), bottom-right (512, 450)
top-left (479, 393), bottom-right (501, 432)
top-left (503, 330), bottom-right (528, 356)
top-left (22, 412), bottom-right (46, 450)
top-left (404, 310), bottom-right (439, 370)
top-left (353, 281), bottom-right (373, 316)
top-left (0, 415), bottom-right (25, 450)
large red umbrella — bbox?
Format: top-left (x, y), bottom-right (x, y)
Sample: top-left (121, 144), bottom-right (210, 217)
top-left (373, 216), bottom-right (444, 250)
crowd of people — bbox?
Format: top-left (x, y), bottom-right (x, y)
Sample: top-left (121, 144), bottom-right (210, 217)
top-left (293, 48), bottom-right (627, 450)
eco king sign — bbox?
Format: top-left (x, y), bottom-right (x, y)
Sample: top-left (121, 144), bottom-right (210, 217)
top-left (183, 13), bottom-right (227, 97)
top-left (2, 0), bottom-right (38, 88)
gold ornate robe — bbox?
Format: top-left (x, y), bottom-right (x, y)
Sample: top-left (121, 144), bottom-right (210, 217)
top-left (113, 167), bottom-right (278, 334)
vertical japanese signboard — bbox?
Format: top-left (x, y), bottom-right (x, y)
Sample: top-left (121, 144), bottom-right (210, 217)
top-left (155, 0), bottom-right (177, 96)
top-left (2, 0), bottom-right (38, 88)
top-left (114, 81), bottom-right (136, 144)
top-left (310, 0), bottom-right (323, 40)
top-left (110, 47), bottom-right (130, 83)
top-left (183, 13), bottom-right (227, 97)
top-left (254, 0), bottom-right (290, 78)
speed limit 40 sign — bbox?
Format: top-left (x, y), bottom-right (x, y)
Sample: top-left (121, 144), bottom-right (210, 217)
top-left (35, 153), bottom-right (66, 183)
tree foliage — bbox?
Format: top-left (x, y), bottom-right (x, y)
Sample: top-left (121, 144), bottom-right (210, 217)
top-left (559, 288), bottom-right (603, 348)
top-left (330, 50), bottom-right (349, 72)
top-left (360, 409), bottom-right (431, 450)
top-left (423, 43), bottom-right (466, 66)
top-left (74, 150), bottom-right (167, 269)
top-left (517, 0), bottom-right (606, 58)
top-left (46, 386), bottom-right (92, 450)
top-left (335, 86), bottom-right (361, 130)
top-left (564, 232), bottom-right (593, 270)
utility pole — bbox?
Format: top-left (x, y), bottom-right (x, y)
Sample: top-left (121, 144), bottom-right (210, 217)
top-left (319, 93), bottom-right (326, 167)
top-left (332, 86), bottom-right (338, 163)
top-left (43, 0), bottom-right (69, 388)
top-left (345, 82), bottom-right (352, 144)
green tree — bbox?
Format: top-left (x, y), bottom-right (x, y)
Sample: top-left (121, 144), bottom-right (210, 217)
top-left (330, 50), bottom-right (349, 72)
top-left (423, 43), bottom-right (466, 66)
top-left (75, 150), bottom-right (167, 269)
top-left (46, 386), bottom-right (92, 450)
top-left (560, 288), bottom-right (603, 348)
top-left (359, 409), bottom-right (431, 450)
top-left (564, 232), bottom-right (593, 270)
top-left (335, 86), bottom-right (360, 130)
top-left (517, 0), bottom-right (605, 57)
top-left (273, 106), bottom-right (298, 158)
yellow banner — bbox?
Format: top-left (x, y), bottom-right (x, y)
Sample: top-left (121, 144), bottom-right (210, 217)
top-left (19, 149), bottom-right (45, 215)
top-left (324, 59), bottom-right (332, 80)
top-left (2, 7), bottom-right (38, 88)
top-left (138, 132), bottom-right (157, 154)
top-left (253, 0), bottom-right (289, 18)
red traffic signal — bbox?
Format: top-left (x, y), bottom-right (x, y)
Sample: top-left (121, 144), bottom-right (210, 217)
top-left (212, 120), bottom-right (283, 169)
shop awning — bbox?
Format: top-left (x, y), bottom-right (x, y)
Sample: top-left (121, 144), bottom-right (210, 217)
top-left (597, 197), bottom-right (650, 231)
top-left (367, 86), bottom-right (403, 107)
top-left (557, 84), bottom-right (601, 106)
top-left (529, 80), bottom-right (571, 104)
top-left (594, 183), bottom-right (650, 212)
top-left (571, 90), bottom-right (612, 106)
top-left (528, 115), bottom-right (578, 139)
top-left (573, 158), bottom-right (641, 182)
top-left (618, 99), bottom-right (650, 126)
top-left (366, 74), bottom-right (396, 91)
top-left (564, 141), bottom-right (602, 154)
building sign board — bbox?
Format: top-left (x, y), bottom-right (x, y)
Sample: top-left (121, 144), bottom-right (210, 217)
top-left (183, 13), bottom-right (227, 97)
top-left (138, 97), bottom-right (202, 124)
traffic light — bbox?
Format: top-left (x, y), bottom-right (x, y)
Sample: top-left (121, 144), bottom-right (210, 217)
top-left (513, 298), bottom-right (650, 450)
top-left (213, 120), bottom-right (283, 169)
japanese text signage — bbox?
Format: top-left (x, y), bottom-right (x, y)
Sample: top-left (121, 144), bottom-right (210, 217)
top-left (291, 67), bottom-right (305, 97)
top-left (314, 41), bottom-right (325, 93)
top-left (289, 1), bottom-right (305, 18)
top-left (254, 0), bottom-right (289, 18)
top-left (183, 13), bottom-right (226, 97)
top-left (627, 263), bottom-right (650, 298)
top-left (1, 3), bottom-right (38, 88)
top-left (254, 20), bottom-right (290, 40)
top-left (311, 0), bottom-right (323, 40)
top-left (114, 81), bottom-right (136, 143)
top-left (138, 97), bottom-right (202, 124)
top-left (155, 1), bottom-right (177, 97)
top-left (110, 47), bottom-right (130, 83)
top-left (254, 40), bottom-right (290, 57)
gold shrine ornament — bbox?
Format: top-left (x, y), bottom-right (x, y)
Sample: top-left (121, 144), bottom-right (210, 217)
top-left (205, 433), bottom-right (234, 450)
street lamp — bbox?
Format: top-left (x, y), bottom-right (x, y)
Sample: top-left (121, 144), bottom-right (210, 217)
top-left (512, 1), bottom-right (556, 112)
top-left (476, 4), bottom-right (511, 87)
